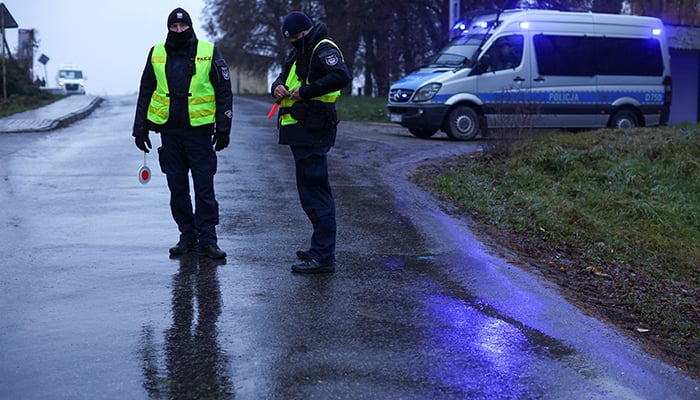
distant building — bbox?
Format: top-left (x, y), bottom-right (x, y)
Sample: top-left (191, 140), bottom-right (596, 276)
top-left (665, 24), bottom-right (700, 124)
top-left (229, 67), bottom-right (267, 95)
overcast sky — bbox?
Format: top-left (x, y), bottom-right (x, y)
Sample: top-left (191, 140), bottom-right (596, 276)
top-left (2, 0), bottom-right (210, 95)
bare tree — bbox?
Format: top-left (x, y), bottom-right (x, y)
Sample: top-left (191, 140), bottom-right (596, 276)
top-left (626, 0), bottom-right (700, 24)
top-left (203, 0), bottom-right (295, 73)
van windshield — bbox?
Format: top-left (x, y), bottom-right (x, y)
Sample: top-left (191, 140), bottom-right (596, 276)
top-left (59, 70), bottom-right (83, 79)
top-left (427, 35), bottom-right (488, 67)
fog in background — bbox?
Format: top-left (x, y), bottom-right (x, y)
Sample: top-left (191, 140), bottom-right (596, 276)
top-left (3, 0), bottom-right (209, 95)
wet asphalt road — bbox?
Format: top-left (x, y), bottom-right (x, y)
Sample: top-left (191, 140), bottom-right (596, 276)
top-left (0, 95), bottom-right (698, 400)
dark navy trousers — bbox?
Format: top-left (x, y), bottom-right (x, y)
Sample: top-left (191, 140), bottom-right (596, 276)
top-left (290, 146), bottom-right (336, 264)
top-left (158, 134), bottom-right (219, 245)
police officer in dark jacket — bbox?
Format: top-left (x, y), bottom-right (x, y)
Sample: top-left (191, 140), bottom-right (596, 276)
top-left (271, 11), bottom-right (351, 273)
top-left (133, 8), bottom-right (233, 259)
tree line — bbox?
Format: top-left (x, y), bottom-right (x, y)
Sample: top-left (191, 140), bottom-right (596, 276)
top-left (203, 0), bottom-right (700, 97)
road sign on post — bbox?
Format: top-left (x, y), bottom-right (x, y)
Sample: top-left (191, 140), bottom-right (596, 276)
top-left (1, 3), bottom-right (19, 100)
top-left (38, 53), bottom-right (49, 86)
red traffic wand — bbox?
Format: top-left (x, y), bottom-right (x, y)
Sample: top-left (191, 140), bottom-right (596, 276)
top-left (267, 101), bottom-right (280, 119)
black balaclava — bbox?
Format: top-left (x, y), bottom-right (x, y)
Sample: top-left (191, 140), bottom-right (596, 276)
top-left (282, 11), bottom-right (313, 52)
top-left (165, 8), bottom-right (195, 50)
top-left (291, 34), bottom-right (307, 52)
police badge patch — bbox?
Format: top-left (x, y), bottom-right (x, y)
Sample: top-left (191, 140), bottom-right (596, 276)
top-left (221, 66), bottom-right (230, 81)
top-left (324, 54), bottom-right (338, 66)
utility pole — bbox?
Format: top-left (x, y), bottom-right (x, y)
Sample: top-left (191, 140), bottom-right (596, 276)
top-left (449, 0), bottom-right (461, 31)
top-left (1, 3), bottom-right (19, 100)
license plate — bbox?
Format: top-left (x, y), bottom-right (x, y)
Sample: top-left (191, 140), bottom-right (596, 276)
top-left (390, 113), bottom-right (402, 123)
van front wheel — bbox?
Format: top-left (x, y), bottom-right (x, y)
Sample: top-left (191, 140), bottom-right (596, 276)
top-left (444, 106), bottom-right (481, 140)
top-left (609, 109), bottom-right (639, 129)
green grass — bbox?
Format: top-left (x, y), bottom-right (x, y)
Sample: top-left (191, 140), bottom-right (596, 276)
top-left (426, 127), bottom-right (699, 357)
top-left (0, 92), bottom-right (66, 118)
top-left (336, 95), bottom-right (389, 123)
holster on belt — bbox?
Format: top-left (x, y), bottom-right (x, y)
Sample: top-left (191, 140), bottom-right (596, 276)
top-left (280, 101), bottom-right (338, 131)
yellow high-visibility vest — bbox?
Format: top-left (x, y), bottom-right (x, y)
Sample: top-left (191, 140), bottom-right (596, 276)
top-left (148, 40), bottom-right (217, 126)
top-left (280, 39), bottom-right (342, 126)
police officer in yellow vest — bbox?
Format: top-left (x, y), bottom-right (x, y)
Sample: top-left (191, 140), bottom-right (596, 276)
top-left (271, 11), bottom-right (351, 273)
top-left (133, 8), bottom-right (233, 259)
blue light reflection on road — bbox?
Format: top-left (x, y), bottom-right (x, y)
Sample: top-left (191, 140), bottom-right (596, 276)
top-left (423, 293), bottom-right (541, 398)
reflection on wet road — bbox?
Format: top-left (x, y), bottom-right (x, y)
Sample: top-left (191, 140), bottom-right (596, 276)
top-left (139, 254), bottom-right (232, 399)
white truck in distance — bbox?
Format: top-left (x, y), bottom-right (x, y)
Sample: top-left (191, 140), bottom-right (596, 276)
top-left (56, 64), bottom-right (86, 95)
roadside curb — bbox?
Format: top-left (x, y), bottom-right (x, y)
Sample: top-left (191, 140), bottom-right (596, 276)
top-left (48, 96), bottom-right (104, 132)
top-left (0, 96), bottom-right (104, 134)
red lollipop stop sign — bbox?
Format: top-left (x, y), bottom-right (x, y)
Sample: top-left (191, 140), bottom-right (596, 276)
top-left (139, 151), bottom-right (151, 184)
top-left (138, 165), bottom-right (151, 184)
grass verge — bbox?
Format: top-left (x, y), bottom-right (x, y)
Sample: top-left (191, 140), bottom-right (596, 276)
top-left (0, 92), bottom-right (66, 118)
top-left (413, 127), bottom-right (699, 377)
top-left (336, 95), bottom-right (389, 123)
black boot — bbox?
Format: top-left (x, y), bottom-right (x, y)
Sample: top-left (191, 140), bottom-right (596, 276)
top-left (296, 250), bottom-right (311, 260)
top-left (291, 259), bottom-right (335, 274)
top-left (169, 240), bottom-right (197, 256)
top-left (198, 243), bottom-right (227, 259)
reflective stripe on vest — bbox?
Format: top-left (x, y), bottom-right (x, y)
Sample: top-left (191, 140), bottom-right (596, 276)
top-left (147, 40), bottom-right (217, 126)
top-left (280, 39), bottom-right (342, 126)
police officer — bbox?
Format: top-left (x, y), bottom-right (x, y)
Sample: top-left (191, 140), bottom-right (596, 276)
top-left (271, 11), bottom-right (351, 273)
top-left (133, 8), bottom-right (233, 259)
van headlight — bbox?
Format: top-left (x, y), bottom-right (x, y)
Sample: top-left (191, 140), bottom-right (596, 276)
top-left (413, 83), bottom-right (441, 102)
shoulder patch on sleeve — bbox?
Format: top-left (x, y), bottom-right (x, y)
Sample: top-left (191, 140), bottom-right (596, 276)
top-left (215, 59), bottom-right (230, 81)
top-left (324, 54), bottom-right (339, 66)
top-left (317, 46), bottom-right (342, 67)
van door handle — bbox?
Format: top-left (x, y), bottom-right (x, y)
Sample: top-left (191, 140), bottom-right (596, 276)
top-left (513, 76), bottom-right (525, 82)
top-left (534, 76), bottom-right (545, 82)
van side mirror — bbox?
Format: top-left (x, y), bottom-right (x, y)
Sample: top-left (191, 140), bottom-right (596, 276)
top-left (471, 54), bottom-right (491, 75)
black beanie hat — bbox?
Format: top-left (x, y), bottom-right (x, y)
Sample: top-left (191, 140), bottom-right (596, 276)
top-left (282, 11), bottom-right (313, 38)
top-left (167, 7), bottom-right (192, 28)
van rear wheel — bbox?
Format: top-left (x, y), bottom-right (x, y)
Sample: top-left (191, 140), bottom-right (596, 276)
top-left (609, 109), bottom-right (639, 129)
top-left (445, 105), bottom-right (481, 140)
top-left (409, 127), bottom-right (438, 139)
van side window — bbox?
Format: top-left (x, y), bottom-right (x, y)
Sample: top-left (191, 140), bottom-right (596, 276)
top-left (485, 35), bottom-right (524, 72)
top-left (596, 37), bottom-right (663, 76)
top-left (534, 34), bottom-right (663, 77)
top-left (533, 35), bottom-right (595, 76)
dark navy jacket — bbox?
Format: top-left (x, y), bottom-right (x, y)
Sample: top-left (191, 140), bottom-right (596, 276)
top-left (271, 23), bottom-right (351, 146)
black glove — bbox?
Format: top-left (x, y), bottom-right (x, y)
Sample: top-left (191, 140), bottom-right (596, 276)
top-left (213, 133), bottom-right (229, 151)
top-left (135, 134), bottom-right (152, 153)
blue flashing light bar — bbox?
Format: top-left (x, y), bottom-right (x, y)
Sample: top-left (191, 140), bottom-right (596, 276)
top-left (452, 20), bottom-right (468, 32)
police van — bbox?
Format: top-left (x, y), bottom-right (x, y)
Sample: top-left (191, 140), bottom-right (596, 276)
top-left (386, 9), bottom-right (672, 140)
top-left (56, 64), bottom-right (87, 95)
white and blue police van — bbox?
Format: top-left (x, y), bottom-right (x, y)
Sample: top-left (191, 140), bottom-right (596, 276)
top-left (386, 9), bottom-right (672, 140)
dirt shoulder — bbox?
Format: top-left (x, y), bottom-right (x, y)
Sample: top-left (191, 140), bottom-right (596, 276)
top-left (408, 150), bottom-right (700, 381)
